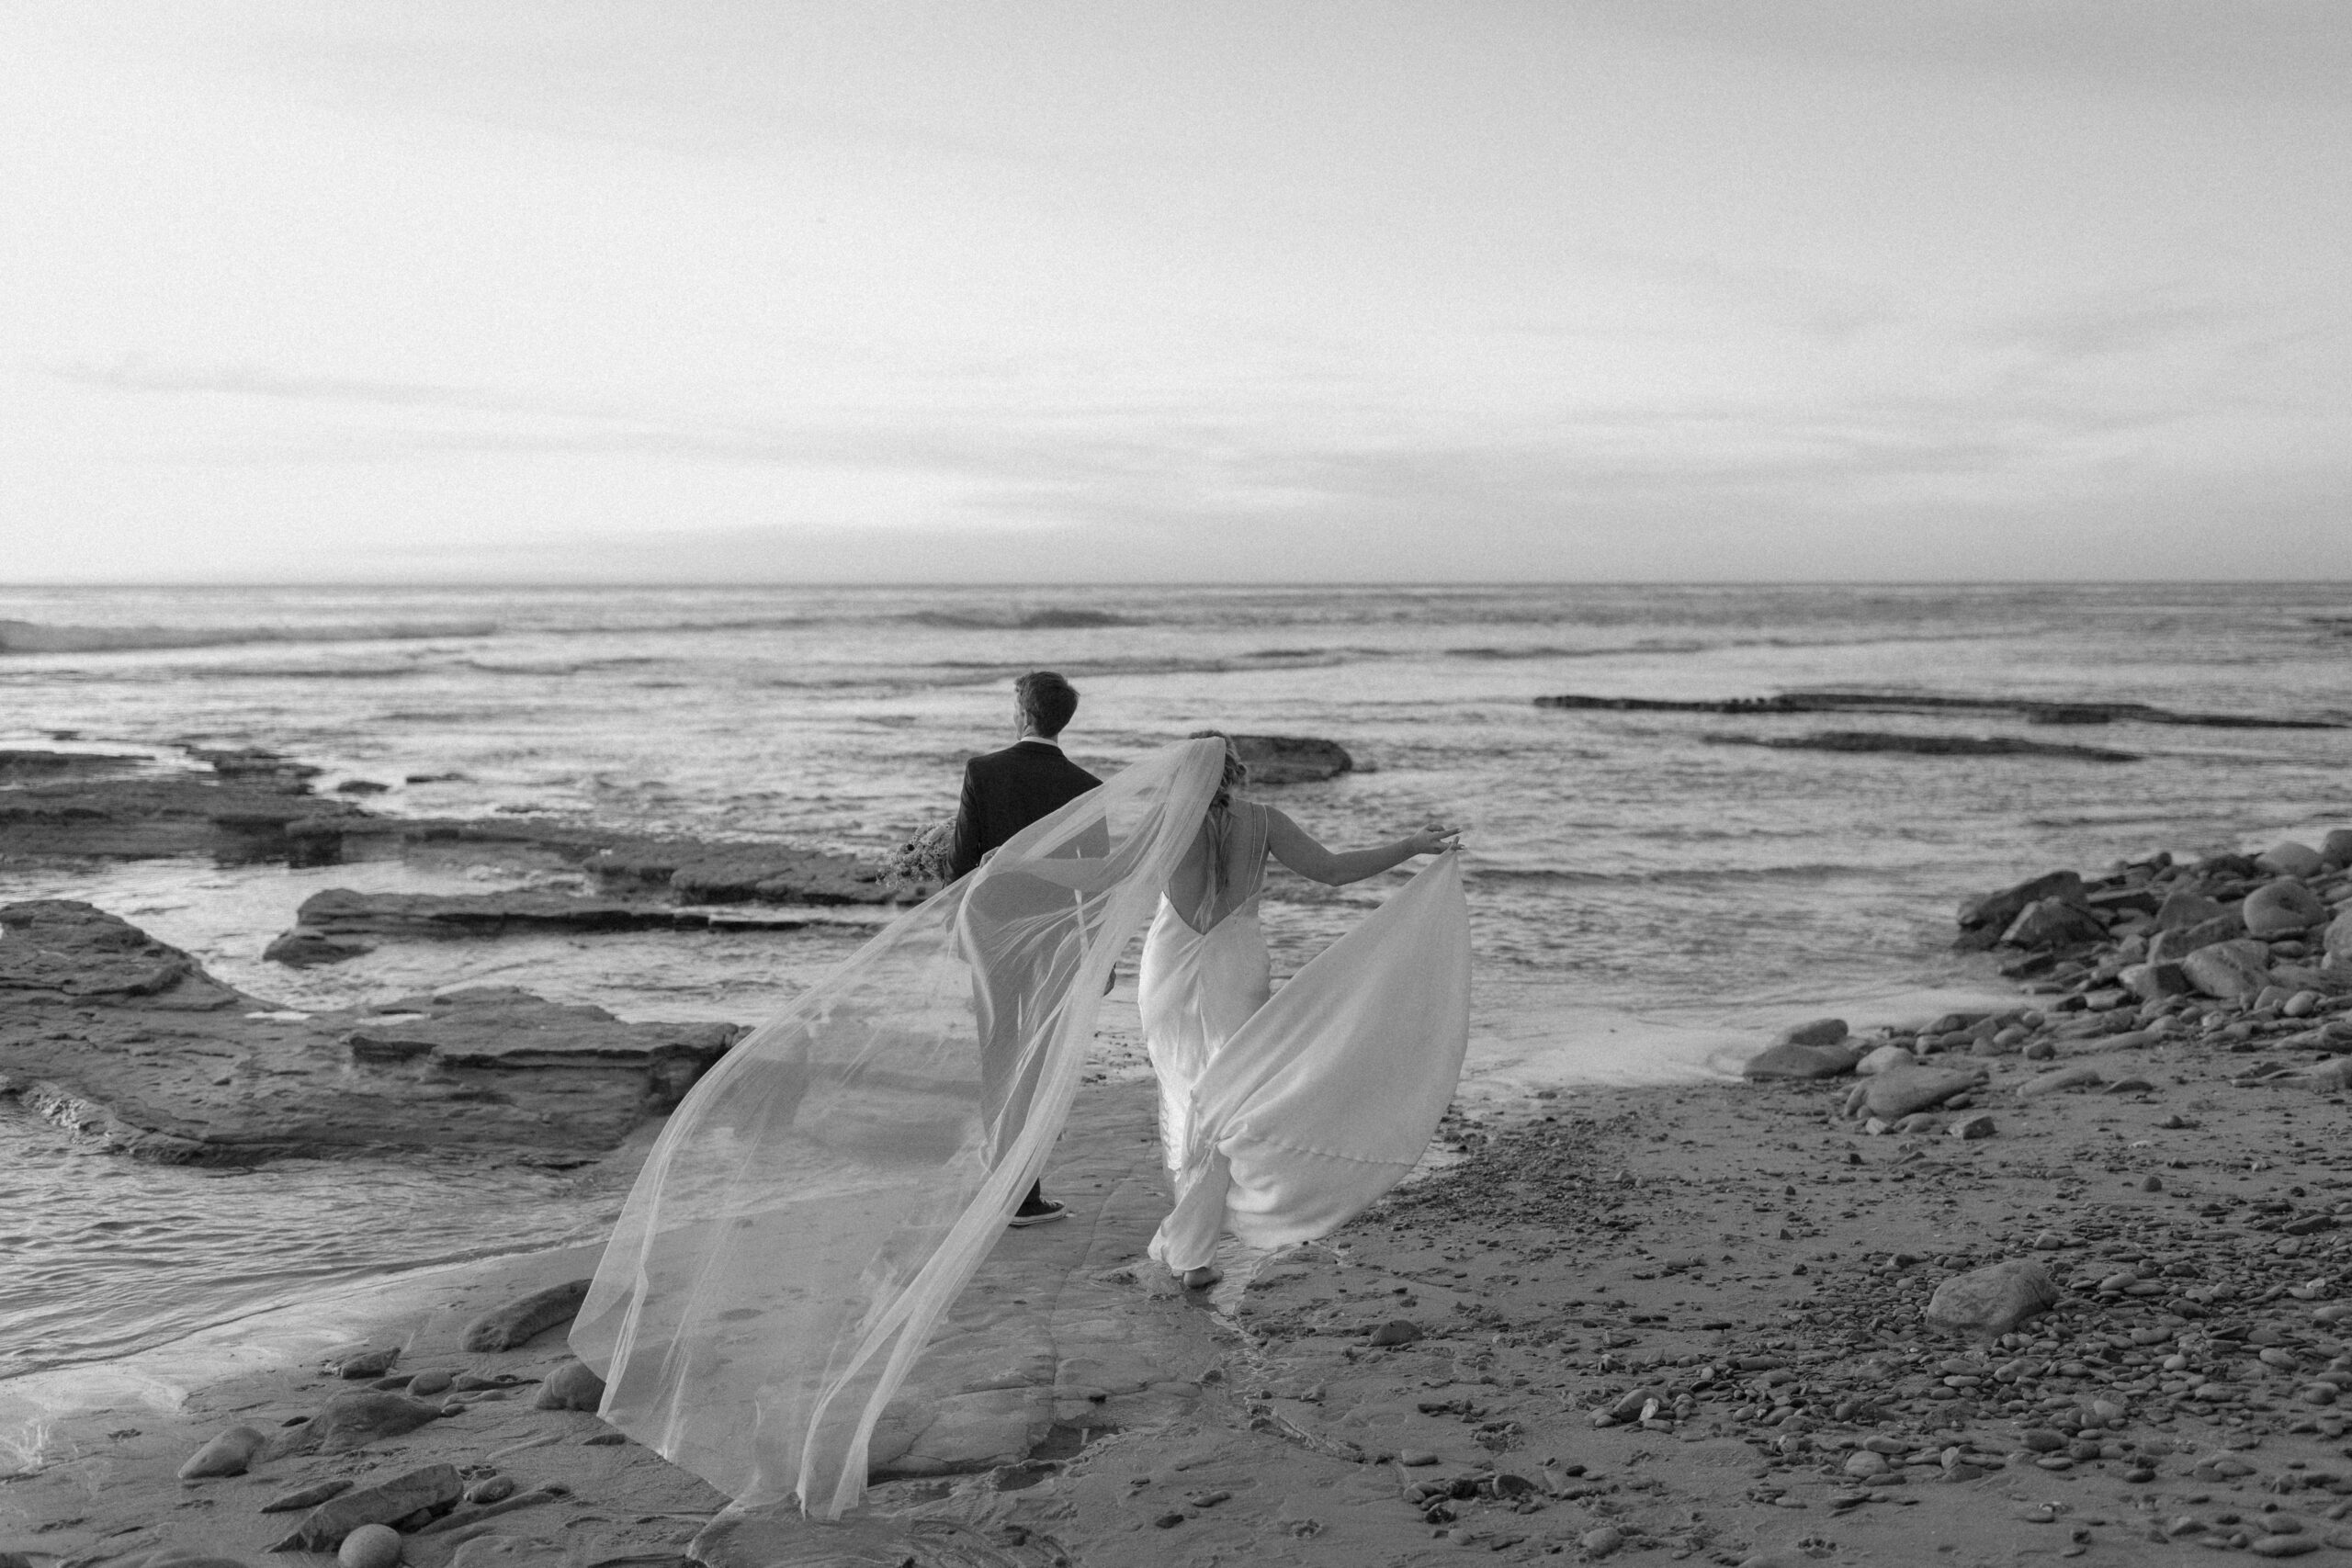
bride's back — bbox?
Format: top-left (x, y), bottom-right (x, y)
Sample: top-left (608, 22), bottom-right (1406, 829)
top-left (1167, 799), bottom-right (1268, 933)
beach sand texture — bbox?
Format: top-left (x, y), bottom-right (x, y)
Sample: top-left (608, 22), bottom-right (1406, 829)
top-left (10, 834), bottom-right (2352, 1567)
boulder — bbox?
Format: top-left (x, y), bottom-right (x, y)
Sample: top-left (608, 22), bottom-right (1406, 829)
top-left (1744, 1041), bottom-right (1861, 1081)
top-left (1230, 735), bottom-right (1353, 786)
top-left (176, 1424), bottom-right (268, 1479)
top-left (1959, 871), bottom-right (2086, 934)
top-left (460, 1279), bottom-right (593, 1352)
top-left (2000, 898), bottom-right (2104, 950)
top-left (533, 1359), bottom-right (605, 1411)
top-left (2154, 888), bottom-right (2227, 931)
top-left (1855, 1043), bottom-right (1915, 1077)
top-left (1925, 1260), bottom-right (2061, 1339)
top-left (2119, 961), bottom-right (2192, 1001)
top-left (2150, 911), bottom-right (2246, 964)
top-left (2245, 880), bottom-right (2328, 938)
top-left (2329, 911), bottom-right (2352, 965)
top-left (2182, 939), bottom-right (2272, 1001)
top-left (270, 1464), bottom-right (463, 1551)
top-left (2260, 841), bottom-right (2326, 878)
top-left (1776, 1017), bottom-right (1849, 1047)
top-left (2323, 829), bottom-right (2352, 870)
top-left (1857, 1066), bottom-right (1980, 1122)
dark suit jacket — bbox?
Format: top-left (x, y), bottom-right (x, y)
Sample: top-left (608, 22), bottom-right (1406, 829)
top-left (947, 739), bottom-right (1103, 880)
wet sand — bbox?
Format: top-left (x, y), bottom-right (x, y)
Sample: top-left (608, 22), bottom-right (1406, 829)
top-left (13, 992), bottom-right (2352, 1568)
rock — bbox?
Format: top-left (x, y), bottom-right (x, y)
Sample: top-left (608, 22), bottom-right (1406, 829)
top-left (1776, 1018), bottom-right (1849, 1047)
top-left (1228, 735), bottom-right (1353, 786)
top-left (2245, 880), bottom-right (2328, 937)
top-left (1577, 1526), bottom-right (1624, 1558)
top-left (0, 904), bottom-right (738, 1164)
top-left (263, 1478), bottom-right (356, 1513)
top-left (1859, 1066), bottom-right (1980, 1121)
top-left (2155, 888), bottom-right (2228, 931)
top-left (2299, 1059), bottom-right (2352, 1093)
top-left (337, 1524), bottom-right (402, 1568)
top-left (1744, 1040), bottom-right (1860, 1080)
top-left (332, 1347), bottom-right (400, 1379)
top-left (2250, 1537), bottom-right (2322, 1558)
top-left (1367, 1319), bottom-right (1423, 1348)
top-left (2325, 910), bottom-right (2352, 964)
top-left (2016, 1064), bottom-right (2104, 1099)
top-left (266, 889), bottom-right (814, 965)
top-left (266, 1392), bottom-right (445, 1460)
top-left (2150, 911), bottom-right (2247, 964)
top-left (1925, 1259), bottom-right (2061, 1339)
top-left (2323, 829), bottom-right (2352, 869)
top-left (1960, 870), bottom-right (2087, 934)
top-left (2261, 841), bottom-right (2326, 878)
top-left (1855, 1043), bottom-right (1914, 1077)
top-left (2120, 961), bottom-right (2193, 1001)
top-left (460, 1280), bottom-right (592, 1352)
top-left (270, 1464), bottom-right (463, 1551)
top-left (1843, 1450), bottom-right (1889, 1478)
top-left (1949, 1113), bottom-right (1997, 1140)
top-left (176, 1423), bottom-right (268, 1478)
top-left (533, 1359), bottom-right (605, 1411)
top-left (445, 1540), bottom-right (565, 1568)
top-left (2182, 939), bottom-right (2272, 1000)
top-left (2002, 898), bottom-right (2106, 950)
top-left (461, 1476), bottom-right (517, 1506)
top-left (406, 1370), bottom-right (454, 1397)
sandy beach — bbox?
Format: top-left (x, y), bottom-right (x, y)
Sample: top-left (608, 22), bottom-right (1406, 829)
top-left (11, 823), bottom-right (2352, 1568)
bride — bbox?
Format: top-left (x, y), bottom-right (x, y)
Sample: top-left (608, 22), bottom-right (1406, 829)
top-left (1142, 732), bottom-right (1458, 1288)
top-left (570, 735), bottom-right (1470, 1517)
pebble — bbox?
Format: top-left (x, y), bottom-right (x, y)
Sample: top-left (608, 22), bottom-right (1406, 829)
top-left (461, 1475), bottom-right (515, 1505)
top-left (337, 1524), bottom-right (401, 1568)
top-left (1949, 1113), bottom-right (1997, 1141)
top-left (1578, 1525), bottom-right (1625, 1557)
top-left (2251, 1537), bottom-right (2322, 1558)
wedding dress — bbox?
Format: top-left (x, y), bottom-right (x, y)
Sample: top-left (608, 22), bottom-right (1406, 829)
top-left (1142, 803), bottom-right (1470, 1275)
top-left (570, 738), bottom-right (1469, 1520)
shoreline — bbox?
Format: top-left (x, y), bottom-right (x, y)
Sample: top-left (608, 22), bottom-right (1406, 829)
top-left (5, 818), bottom-right (2347, 1564)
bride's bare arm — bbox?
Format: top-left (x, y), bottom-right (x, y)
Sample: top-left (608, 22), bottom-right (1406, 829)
top-left (1262, 807), bottom-right (1457, 886)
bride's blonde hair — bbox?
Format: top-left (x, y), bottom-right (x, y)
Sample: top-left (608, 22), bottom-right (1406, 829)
top-left (1189, 729), bottom-right (1249, 812)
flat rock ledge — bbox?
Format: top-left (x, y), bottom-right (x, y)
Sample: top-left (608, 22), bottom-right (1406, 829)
top-left (0, 898), bottom-right (741, 1164)
top-left (0, 746), bottom-right (891, 905)
top-left (262, 889), bottom-right (824, 966)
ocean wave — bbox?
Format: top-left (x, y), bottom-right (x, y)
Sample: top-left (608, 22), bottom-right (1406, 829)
top-left (1446, 643), bottom-right (1704, 661)
top-left (1472, 862), bottom-right (1880, 887)
top-left (0, 618), bottom-right (496, 656)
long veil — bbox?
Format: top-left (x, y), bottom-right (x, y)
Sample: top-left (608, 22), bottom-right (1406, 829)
top-left (571, 738), bottom-right (1224, 1517)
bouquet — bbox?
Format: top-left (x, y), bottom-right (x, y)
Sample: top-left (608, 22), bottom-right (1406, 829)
top-left (884, 820), bottom-right (956, 893)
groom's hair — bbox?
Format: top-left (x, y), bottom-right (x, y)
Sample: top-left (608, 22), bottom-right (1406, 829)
top-left (1015, 671), bottom-right (1079, 738)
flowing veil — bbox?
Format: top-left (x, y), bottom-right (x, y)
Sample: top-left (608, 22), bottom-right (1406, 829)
top-left (570, 738), bottom-right (1224, 1517)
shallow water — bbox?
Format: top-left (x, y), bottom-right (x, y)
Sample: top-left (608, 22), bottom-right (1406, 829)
top-left (2, 581), bottom-right (2346, 1394)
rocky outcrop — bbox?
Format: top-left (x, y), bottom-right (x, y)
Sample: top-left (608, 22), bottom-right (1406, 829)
top-left (1708, 731), bottom-right (2138, 761)
top-left (1, 744), bottom-right (896, 904)
top-left (0, 900), bottom-right (741, 1164)
top-left (265, 888), bottom-right (821, 966)
top-left (1230, 734), bottom-right (1354, 785)
top-left (1533, 690), bottom-right (2343, 729)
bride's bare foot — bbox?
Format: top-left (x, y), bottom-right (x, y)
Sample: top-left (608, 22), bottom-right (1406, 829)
top-left (1182, 1266), bottom-right (1220, 1290)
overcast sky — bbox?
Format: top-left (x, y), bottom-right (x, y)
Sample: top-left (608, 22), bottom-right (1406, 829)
top-left (4, 1), bottom-right (2346, 583)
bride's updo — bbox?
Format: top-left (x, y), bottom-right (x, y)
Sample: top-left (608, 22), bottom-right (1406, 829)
top-left (1189, 729), bottom-right (1249, 812)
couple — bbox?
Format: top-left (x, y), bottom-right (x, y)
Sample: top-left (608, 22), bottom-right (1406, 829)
top-left (571, 672), bottom-right (1471, 1517)
top-left (951, 672), bottom-right (1461, 1277)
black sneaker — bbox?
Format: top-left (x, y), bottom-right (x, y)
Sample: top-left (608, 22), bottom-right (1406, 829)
top-left (1007, 1199), bottom-right (1069, 1228)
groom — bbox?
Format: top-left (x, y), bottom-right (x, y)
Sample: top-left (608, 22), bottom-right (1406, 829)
top-left (950, 671), bottom-right (1102, 1226)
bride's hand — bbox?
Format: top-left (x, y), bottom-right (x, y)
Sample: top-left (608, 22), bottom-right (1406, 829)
top-left (1407, 822), bottom-right (1461, 855)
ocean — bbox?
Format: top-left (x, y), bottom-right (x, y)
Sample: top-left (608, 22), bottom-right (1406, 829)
top-left (3, 581), bottom-right (2347, 1453)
